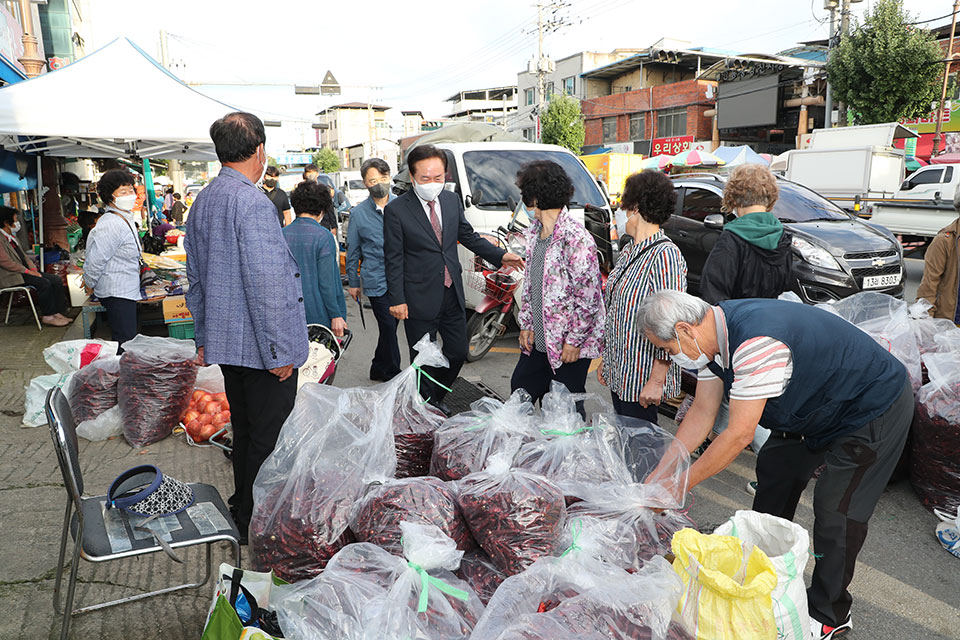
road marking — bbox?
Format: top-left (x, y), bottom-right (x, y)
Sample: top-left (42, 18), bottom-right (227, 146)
top-left (489, 347), bottom-right (521, 354)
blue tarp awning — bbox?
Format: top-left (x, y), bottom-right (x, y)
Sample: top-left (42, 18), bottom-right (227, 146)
top-left (0, 52), bottom-right (27, 86)
top-left (0, 150), bottom-right (37, 193)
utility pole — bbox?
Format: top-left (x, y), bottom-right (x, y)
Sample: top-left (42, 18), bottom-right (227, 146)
top-left (837, 0), bottom-right (852, 127)
top-left (932, 0), bottom-right (960, 157)
top-left (824, 0), bottom-right (838, 127)
top-left (367, 95), bottom-right (375, 167)
top-left (532, 0), bottom-right (570, 142)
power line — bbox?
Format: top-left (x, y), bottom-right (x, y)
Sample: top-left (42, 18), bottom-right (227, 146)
top-left (908, 10), bottom-right (959, 26)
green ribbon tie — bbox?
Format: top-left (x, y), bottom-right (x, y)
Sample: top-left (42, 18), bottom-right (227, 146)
top-left (412, 364), bottom-right (454, 405)
top-left (540, 425), bottom-right (593, 437)
top-left (559, 518), bottom-right (583, 558)
top-left (464, 417), bottom-right (491, 431)
top-left (407, 562), bottom-right (470, 613)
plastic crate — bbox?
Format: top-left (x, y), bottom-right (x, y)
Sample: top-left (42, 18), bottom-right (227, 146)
top-left (167, 321), bottom-right (195, 339)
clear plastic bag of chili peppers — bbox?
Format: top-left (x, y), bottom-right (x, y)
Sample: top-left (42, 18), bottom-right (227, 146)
top-left (457, 453), bottom-right (566, 576)
top-left (392, 335), bottom-right (449, 478)
top-left (908, 300), bottom-right (960, 355)
top-left (470, 519), bottom-right (684, 640)
top-left (352, 476), bottom-right (475, 557)
top-left (430, 390), bottom-right (538, 481)
top-left (592, 412), bottom-right (692, 509)
top-left (274, 522), bottom-right (484, 640)
top-left (513, 383), bottom-right (632, 504)
top-left (68, 355), bottom-right (121, 425)
top-left (912, 352), bottom-right (960, 513)
top-left (455, 550), bottom-right (507, 605)
top-left (567, 490), bottom-right (696, 572)
top-left (250, 378), bottom-right (398, 582)
top-left (117, 336), bottom-right (198, 447)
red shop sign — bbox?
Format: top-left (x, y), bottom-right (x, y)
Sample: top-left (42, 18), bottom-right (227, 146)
top-left (651, 136), bottom-right (694, 156)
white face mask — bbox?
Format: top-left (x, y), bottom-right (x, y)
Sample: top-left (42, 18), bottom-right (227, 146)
top-left (616, 208), bottom-right (639, 238)
top-left (413, 179), bottom-right (444, 202)
top-left (670, 330), bottom-right (711, 370)
top-left (114, 194), bottom-right (137, 212)
top-left (11, 221), bottom-right (20, 233)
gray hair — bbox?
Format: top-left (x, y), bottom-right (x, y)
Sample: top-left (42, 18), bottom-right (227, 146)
top-left (636, 290), bottom-right (711, 341)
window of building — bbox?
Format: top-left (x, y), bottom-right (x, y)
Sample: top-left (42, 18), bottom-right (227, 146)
top-left (681, 188), bottom-right (722, 222)
top-left (525, 88), bottom-right (535, 106)
top-left (657, 107), bottom-right (687, 138)
top-left (629, 113), bottom-right (646, 141)
top-left (602, 117), bottom-right (617, 143)
top-left (546, 81), bottom-right (555, 100)
top-left (563, 76), bottom-right (575, 96)
top-left (522, 127), bottom-right (535, 141)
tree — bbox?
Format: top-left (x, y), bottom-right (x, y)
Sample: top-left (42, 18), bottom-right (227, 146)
top-left (826, 0), bottom-right (942, 125)
top-left (312, 148), bottom-right (341, 173)
top-left (541, 96), bottom-right (585, 153)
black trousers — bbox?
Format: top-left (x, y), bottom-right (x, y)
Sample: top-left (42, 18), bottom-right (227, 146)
top-left (510, 348), bottom-right (591, 405)
top-left (98, 296), bottom-right (137, 348)
top-left (221, 365), bottom-right (299, 531)
top-left (21, 271), bottom-right (66, 317)
top-left (752, 378), bottom-right (914, 627)
top-left (368, 294), bottom-right (401, 380)
top-left (403, 286), bottom-right (466, 402)
top-left (610, 390), bottom-right (659, 425)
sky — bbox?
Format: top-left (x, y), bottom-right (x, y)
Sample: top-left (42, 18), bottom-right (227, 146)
top-left (81, 0), bottom-right (951, 152)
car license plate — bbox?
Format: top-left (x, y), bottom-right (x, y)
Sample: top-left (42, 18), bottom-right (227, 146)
top-left (863, 271), bottom-right (901, 289)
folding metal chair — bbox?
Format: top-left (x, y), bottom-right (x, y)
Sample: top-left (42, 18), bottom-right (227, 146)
top-left (2, 284), bottom-right (41, 331)
top-left (45, 387), bottom-right (241, 640)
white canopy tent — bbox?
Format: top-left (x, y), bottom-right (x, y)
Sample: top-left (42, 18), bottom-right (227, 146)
top-left (0, 37), bottom-right (239, 161)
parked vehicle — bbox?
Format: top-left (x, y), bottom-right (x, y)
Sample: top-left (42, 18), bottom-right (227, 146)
top-left (396, 135), bottom-right (614, 313)
top-left (663, 173), bottom-right (905, 304)
top-left (334, 171), bottom-right (368, 205)
top-left (785, 122), bottom-right (918, 212)
top-left (866, 200), bottom-right (958, 245)
top-left (465, 206), bottom-right (527, 361)
top-left (895, 163), bottom-right (960, 202)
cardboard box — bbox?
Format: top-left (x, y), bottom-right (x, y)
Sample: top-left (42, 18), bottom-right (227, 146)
top-left (162, 295), bottom-right (192, 323)
top-left (66, 273), bottom-right (89, 307)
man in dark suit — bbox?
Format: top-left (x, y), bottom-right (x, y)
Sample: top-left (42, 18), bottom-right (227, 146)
top-left (384, 144), bottom-right (523, 403)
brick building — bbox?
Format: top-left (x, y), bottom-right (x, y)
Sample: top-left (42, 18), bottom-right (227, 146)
top-left (579, 40), bottom-right (732, 154)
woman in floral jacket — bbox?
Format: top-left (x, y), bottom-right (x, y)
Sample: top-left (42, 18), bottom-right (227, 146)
top-left (511, 160), bottom-right (605, 404)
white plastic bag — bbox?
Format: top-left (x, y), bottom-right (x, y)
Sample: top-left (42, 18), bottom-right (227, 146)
top-left (194, 364), bottom-right (225, 394)
top-left (714, 510), bottom-right (811, 640)
top-left (23, 372), bottom-right (73, 427)
top-left (76, 405), bottom-right (122, 441)
top-left (43, 338), bottom-right (117, 374)
top-left (514, 383), bottom-right (632, 502)
top-left (820, 292), bottom-right (921, 391)
top-left (68, 355), bottom-right (121, 425)
top-left (430, 389), bottom-right (538, 480)
top-left (909, 299), bottom-right (960, 355)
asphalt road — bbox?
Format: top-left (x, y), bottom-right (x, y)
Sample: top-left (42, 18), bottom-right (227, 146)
top-left (334, 258), bottom-right (959, 639)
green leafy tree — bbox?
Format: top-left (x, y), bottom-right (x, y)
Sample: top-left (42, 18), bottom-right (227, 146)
top-left (827, 0), bottom-right (942, 125)
top-left (541, 96), bottom-right (585, 153)
top-left (312, 148), bottom-right (341, 173)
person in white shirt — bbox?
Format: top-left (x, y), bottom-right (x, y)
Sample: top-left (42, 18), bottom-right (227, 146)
top-left (0, 207), bottom-right (70, 326)
top-left (84, 169), bottom-right (143, 347)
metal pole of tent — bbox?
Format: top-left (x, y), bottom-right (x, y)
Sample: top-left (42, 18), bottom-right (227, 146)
top-left (36, 154), bottom-right (43, 246)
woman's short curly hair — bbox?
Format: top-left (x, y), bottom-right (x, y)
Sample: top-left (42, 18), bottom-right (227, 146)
top-left (290, 179), bottom-right (333, 217)
top-left (722, 164), bottom-right (779, 212)
top-left (620, 170), bottom-right (677, 225)
top-left (97, 169), bottom-right (136, 206)
top-left (515, 160), bottom-right (575, 210)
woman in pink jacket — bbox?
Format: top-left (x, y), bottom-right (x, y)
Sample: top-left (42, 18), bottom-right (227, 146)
top-left (511, 160), bottom-right (605, 403)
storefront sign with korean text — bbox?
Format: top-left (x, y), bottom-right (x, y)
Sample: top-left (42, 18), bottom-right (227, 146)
top-left (651, 136), bottom-right (694, 155)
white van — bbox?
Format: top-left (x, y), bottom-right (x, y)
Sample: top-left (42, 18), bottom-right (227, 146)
top-left (895, 163), bottom-right (960, 202)
top-left (335, 171), bottom-right (367, 206)
top-left (398, 140), bottom-right (614, 311)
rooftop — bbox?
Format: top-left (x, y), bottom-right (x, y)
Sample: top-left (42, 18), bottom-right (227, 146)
top-left (445, 86), bottom-right (517, 103)
top-left (315, 102), bottom-right (391, 115)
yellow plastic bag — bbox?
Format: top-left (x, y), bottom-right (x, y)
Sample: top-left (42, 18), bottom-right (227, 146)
top-left (671, 527), bottom-right (779, 640)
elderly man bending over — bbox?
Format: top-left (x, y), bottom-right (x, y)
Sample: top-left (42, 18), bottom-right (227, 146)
top-left (637, 290), bottom-right (912, 640)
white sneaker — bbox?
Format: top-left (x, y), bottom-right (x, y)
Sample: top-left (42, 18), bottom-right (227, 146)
top-left (810, 614), bottom-right (852, 639)
top-left (934, 507), bottom-right (960, 559)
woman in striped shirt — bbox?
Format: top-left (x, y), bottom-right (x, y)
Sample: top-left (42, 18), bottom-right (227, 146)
top-left (599, 170), bottom-right (687, 424)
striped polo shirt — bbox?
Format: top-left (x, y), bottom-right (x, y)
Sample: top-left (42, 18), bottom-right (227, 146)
top-left (602, 230), bottom-right (687, 402)
top-left (697, 305), bottom-right (794, 400)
